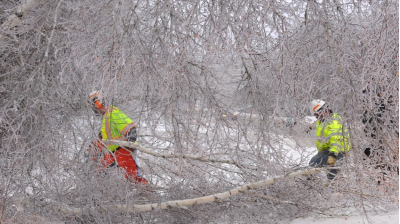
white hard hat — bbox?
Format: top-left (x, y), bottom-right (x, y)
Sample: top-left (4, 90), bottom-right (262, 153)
top-left (310, 99), bottom-right (325, 113)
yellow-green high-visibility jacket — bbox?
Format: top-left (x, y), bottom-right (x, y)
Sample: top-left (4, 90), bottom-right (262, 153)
top-left (316, 113), bottom-right (351, 154)
top-left (101, 106), bottom-right (137, 152)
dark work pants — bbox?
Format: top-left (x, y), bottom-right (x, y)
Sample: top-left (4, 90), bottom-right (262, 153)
top-left (309, 150), bottom-right (343, 180)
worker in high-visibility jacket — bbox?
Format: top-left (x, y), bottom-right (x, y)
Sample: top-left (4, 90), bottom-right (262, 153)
top-left (309, 99), bottom-right (351, 180)
top-left (88, 91), bottom-right (148, 184)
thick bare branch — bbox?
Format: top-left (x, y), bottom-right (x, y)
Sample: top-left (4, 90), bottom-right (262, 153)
top-left (58, 168), bottom-right (322, 214)
top-left (103, 140), bottom-right (257, 170)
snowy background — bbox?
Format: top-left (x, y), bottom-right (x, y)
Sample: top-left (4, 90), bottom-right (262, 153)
top-left (0, 0), bottom-right (398, 223)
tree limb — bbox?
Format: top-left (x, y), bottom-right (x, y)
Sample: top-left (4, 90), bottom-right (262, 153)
top-left (44, 0), bottom-right (64, 58)
top-left (103, 140), bottom-right (258, 170)
top-left (58, 168), bottom-right (322, 214)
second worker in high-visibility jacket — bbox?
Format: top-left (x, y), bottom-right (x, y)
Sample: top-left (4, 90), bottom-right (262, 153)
top-left (88, 91), bottom-right (149, 185)
top-left (309, 99), bottom-right (351, 180)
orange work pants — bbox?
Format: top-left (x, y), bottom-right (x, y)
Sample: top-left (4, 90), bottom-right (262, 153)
top-left (88, 141), bottom-right (148, 184)
top-left (113, 148), bottom-right (149, 184)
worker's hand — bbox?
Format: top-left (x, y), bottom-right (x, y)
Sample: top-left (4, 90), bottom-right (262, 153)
top-left (126, 128), bottom-right (138, 142)
top-left (327, 155), bottom-right (336, 165)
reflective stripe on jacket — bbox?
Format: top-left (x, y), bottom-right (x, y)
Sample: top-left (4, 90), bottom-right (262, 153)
top-left (315, 113), bottom-right (351, 154)
top-left (101, 106), bottom-right (137, 152)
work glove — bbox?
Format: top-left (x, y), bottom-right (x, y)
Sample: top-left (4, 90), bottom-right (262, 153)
top-left (126, 128), bottom-right (138, 142)
top-left (327, 155), bottom-right (336, 165)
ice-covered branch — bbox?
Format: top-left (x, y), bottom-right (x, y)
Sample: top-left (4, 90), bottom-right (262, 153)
top-left (103, 140), bottom-right (258, 170)
top-left (0, 0), bottom-right (41, 40)
top-left (58, 168), bottom-right (322, 214)
top-left (44, 0), bottom-right (64, 58)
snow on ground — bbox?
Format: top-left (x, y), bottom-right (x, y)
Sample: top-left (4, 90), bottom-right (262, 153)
top-left (289, 210), bottom-right (399, 224)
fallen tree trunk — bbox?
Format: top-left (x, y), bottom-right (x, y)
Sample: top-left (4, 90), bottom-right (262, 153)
top-left (58, 168), bottom-right (322, 214)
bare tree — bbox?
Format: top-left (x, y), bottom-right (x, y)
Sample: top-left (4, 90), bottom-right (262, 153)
top-left (0, 0), bottom-right (398, 223)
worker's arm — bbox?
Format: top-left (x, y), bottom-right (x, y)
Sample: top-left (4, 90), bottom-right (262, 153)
top-left (111, 108), bottom-right (138, 141)
top-left (327, 119), bottom-right (350, 154)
